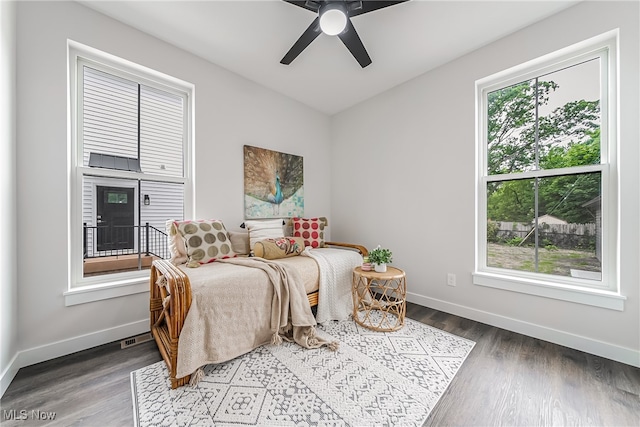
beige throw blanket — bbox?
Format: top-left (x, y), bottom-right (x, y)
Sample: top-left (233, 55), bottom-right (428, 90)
top-left (175, 257), bottom-right (337, 380)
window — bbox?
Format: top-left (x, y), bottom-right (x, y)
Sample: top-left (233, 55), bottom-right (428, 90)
top-left (474, 32), bottom-right (624, 310)
top-left (68, 42), bottom-right (193, 300)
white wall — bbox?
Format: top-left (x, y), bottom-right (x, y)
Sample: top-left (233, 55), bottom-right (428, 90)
top-left (13, 0), bottom-right (330, 370)
top-left (6, 1), bottom-right (637, 398)
top-left (331, 1), bottom-right (640, 366)
top-left (0, 0), bottom-right (18, 397)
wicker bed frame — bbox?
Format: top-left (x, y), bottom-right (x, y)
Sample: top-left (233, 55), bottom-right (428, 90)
top-left (149, 242), bottom-right (368, 389)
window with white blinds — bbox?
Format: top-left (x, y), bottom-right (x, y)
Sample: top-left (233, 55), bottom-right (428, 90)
top-left (70, 52), bottom-right (191, 293)
top-left (81, 65), bottom-right (184, 176)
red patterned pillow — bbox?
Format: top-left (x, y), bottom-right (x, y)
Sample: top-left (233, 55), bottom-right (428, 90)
top-left (292, 217), bottom-right (326, 248)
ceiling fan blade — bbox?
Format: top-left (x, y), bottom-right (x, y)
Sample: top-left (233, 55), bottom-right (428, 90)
top-left (348, 0), bottom-right (409, 17)
top-left (282, 0), bottom-right (320, 13)
top-left (337, 19), bottom-right (372, 68)
top-left (280, 17), bottom-right (322, 65)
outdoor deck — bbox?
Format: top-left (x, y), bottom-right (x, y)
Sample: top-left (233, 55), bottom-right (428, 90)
top-left (83, 254), bottom-right (159, 276)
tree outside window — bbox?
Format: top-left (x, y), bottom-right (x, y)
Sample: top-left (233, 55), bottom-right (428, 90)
top-left (484, 58), bottom-right (603, 280)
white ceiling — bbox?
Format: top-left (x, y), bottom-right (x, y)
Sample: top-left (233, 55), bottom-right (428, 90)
top-left (79, 0), bottom-right (580, 115)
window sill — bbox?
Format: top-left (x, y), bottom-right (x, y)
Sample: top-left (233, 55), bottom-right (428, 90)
top-left (473, 272), bottom-right (625, 311)
top-left (64, 276), bottom-right (149, 306)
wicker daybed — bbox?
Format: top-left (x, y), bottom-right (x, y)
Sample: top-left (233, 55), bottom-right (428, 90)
top-left (150, 241), bottom-right (367, 389)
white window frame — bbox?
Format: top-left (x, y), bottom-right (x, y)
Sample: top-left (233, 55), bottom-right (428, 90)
top-left (474, 31), bottom-right (625, 311)
top-left (66, 40), bottom-right (194, 305)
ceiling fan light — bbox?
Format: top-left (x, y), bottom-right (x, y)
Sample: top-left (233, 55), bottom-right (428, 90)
top-left (319, 8), bottom-right (347, 36)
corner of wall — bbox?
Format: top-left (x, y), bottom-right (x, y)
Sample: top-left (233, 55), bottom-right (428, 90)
top-left (0, 354), bottom-right (20, 398)
top-left (0, 0), bottom-right (19, 399)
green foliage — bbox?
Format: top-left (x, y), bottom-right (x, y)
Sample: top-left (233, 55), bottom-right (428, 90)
top-left (487, 80), bottom-right (600, 176)
top-left (487, 220), bottom-right (500, 243)
top-left (487, 80), bottom-right (558, 175)
top-left (538, 100), bottom-right (600, 148)
top-left (487, 180), bottom-right (535, 223)
top-left (537, 131), bottom-right (601, 223)
top-left (368, 246), bottom-right (393, 265)
top-left (506, 236), bottom-right (524, 246)
top-left (541, 129), bottom-right (600, 169)
top-left (539, 172), bottom-right (600, 224)
top-left (486, 76), bottom-right (601, 224)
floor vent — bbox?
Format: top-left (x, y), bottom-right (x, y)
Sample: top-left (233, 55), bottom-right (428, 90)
top-left (121, 333), bottom-right (153, 349)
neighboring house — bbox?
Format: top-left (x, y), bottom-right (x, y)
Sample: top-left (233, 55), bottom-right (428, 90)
top-left (82, 177), bottom-right (181, 258)
top-left (536, 214), bottom-right (568, 225)
top-left (80, 66), bottom-right (185, 260)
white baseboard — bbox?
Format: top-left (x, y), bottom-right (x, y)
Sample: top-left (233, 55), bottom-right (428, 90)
top-left (407, 292), bottom-right (640, 368)
top-left (0, 319), bottom-right (149, 398)
top-left (1, 352), bottom-right (21, 398)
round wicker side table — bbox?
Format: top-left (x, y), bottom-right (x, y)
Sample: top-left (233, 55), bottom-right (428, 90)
top-left (352, 266), bottom-right (406, 332)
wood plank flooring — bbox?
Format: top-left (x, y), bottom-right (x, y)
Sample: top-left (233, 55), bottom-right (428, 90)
top-left (407, 304), bottom-right (640, 427)
top-left (1, 302), bottom-right (638, 426)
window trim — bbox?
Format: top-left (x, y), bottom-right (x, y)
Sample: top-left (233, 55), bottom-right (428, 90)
top-left (67, 40), bottom-right (194, 303)
top-left (474, 30), bottom-right (623, 310)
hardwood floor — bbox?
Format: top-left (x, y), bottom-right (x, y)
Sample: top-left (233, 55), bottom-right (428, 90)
top-left (0, 338), bottom-right (161, 427)
top-left (407, 304), bottom-right (640, 427)
top-left (1, 303), bottom-right (638, 426)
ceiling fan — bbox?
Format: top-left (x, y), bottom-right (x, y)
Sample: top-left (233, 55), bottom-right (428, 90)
top-left (281, 0), bottom-right (408, 68)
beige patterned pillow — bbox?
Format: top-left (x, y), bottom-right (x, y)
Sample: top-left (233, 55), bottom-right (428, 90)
top-left (253, 237), bottom-right (305, 259)
top-left (173, 219), bottom-right (236, 266)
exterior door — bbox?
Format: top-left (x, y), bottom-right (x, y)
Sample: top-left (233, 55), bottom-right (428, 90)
top-left (97, 186), bottom-right (135, 251)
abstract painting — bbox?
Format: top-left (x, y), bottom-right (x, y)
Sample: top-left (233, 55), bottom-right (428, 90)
top-left (243, 145), bottom-right (304, 219)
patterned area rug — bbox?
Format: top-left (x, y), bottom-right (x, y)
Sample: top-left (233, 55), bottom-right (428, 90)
top-left (131, 315), bottom-right (475, 426)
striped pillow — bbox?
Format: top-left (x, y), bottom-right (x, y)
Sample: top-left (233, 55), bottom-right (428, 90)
top-left (244, 219), bottom-right (285, 249)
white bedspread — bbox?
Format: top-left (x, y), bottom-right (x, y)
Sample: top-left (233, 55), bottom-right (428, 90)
top-left (303, 247), bottom-right (363, 324)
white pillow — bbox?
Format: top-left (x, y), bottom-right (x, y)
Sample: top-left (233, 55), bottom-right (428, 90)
top-left (244, 219), bottom-right (285, 249)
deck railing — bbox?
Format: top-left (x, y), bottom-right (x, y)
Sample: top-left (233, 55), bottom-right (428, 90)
top-left (83, 223), bottom-right (169, 260)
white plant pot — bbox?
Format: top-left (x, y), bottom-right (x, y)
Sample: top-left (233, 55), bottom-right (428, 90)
top-left (374, 263), bottom-right (387, 273)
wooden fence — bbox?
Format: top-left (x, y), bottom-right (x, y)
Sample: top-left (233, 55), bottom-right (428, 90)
top-left (488, 221), bottom-right (596, 250)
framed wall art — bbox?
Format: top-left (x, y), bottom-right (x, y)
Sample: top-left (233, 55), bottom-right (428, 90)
top-left (243, 145), bottom-right (304, 219)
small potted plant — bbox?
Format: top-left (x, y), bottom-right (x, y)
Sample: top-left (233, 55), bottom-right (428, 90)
top-left (368, 245), bottom-right (393, 273)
